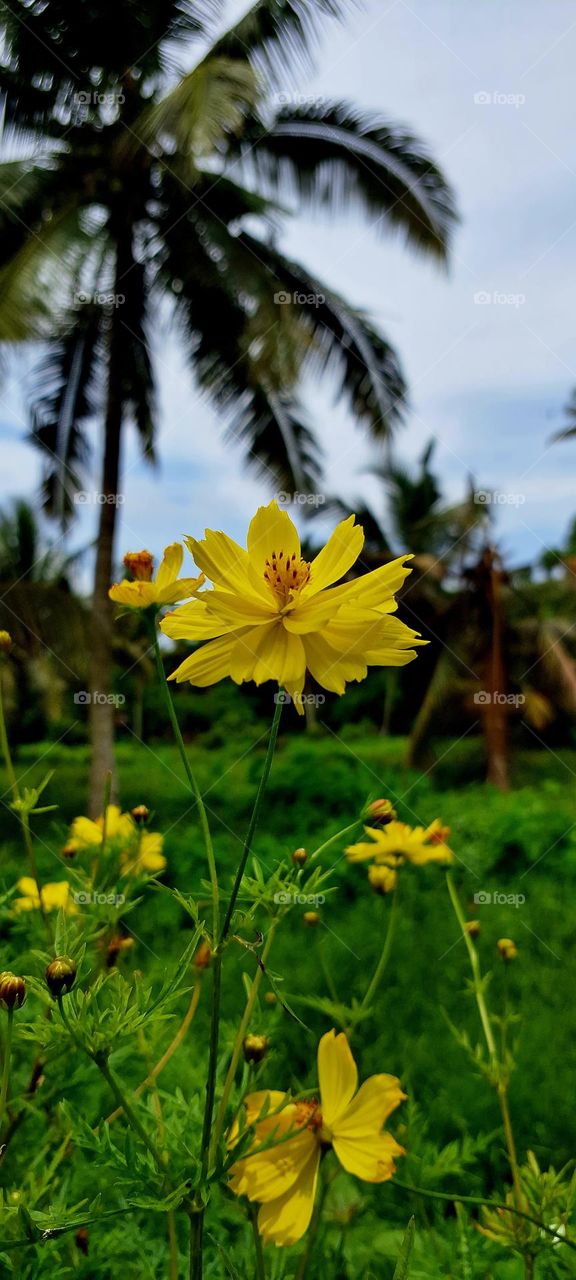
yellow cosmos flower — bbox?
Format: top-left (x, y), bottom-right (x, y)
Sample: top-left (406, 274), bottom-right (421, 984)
top-left (160, 501), bottom-right (424, 711)
top-left (66, 806), bottom-right (166, 876)
top-left (109, 543), bottom-right (204, 610)
top-left (13, 877), bottom-right (77, 914)
top-left (346, 818), bottom-right (453, 868)
top-left (229, 1029), bottom-right (405, 1247)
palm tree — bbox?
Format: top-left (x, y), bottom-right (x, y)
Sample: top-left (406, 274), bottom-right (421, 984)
top-left (0, 0), bottom-right (456, 811)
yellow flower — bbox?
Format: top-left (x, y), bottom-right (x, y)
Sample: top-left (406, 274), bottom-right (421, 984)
top-left (346, 818), bottom-right (453, 867)
top-left (13, 877), bottom-right (77, 914)
top-left (368, 865), bottom-right (398, 895)
top-left (109, 543), bottom-right (204, 610)
top-left (229, 1029), bottom-right (405, 1246)
top-left (67, 806), bottom-right (166, 876)
top-left (120, 831), bottom-right (166, 876)
top-left (160, 501), bottom-right (423, 711)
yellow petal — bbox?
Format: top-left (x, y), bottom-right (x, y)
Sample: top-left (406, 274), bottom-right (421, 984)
top-left (155, 543), bottom-right (183, 591)
top-left (16, 876), bottom-right (38, 897)
top-left (247, 501), bottom-right (300, 570)
top-left (200, 589), bottom-right (275, 626)
top-left (158, 575), bottom-right (205, 606)
top-left (257, 1148), bottom-right (320, 1246)
top-left (109, 581), bottom-right (157, 608)
top-left (161, 600), bottom-right (239, 641)
top-left (103, 805), bottom-right (123, 837)
top-left (186, 530), bottom-right (266, 602)
top-left (303, 632), bottom-right (367, 694)
top-left (333, 1074), bottom-right (405, 1139)
top-left (71, 815), bottom-right (103, 845)
top-left (327, 555), bottom-right (414, 609)
top-left (230, 1129), bottom-right (316, 1204)
top-left (229, 622), bottom-right (306, 687)
top-left (318, 1030), bottom-right (358, 1128)
top-left (332, 1130), bottom-right (404, 1183)
top-left (304, 515), bottom-right (364, 597)
top-left (168, 633), bottom-right (245, 686)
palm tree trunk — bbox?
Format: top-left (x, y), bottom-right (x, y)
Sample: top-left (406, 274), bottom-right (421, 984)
top-left (87, 229), bottom-right (131, 815)
top-left (483, 549), bottom-right (509, 791)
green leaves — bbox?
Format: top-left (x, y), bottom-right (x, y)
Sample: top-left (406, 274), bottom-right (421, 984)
top-left (392, 1217), bottom-right (416, 1279)
top-left (137, 57), bottom-right (260, 159)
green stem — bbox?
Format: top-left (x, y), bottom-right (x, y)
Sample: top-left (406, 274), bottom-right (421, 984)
top-left (250, 1204), bottom-right (266, 1280)
top-left (0, 1007), bottom-right (14, 1130)
top-left (150, 623), bottom-right (219, 938)
top-left (446, 872), bottom-right (498, 1063)
top-left (190, 696), bottom-right (283, 1280)
top-left (0, 668), bottom-right (18, 800)
top-left (391, 1180), bottom-right (575, 1251)
top-left (211, 920), bottom-right (278, 1161)
top-left (220, 695), bottom-right (283, 943)
top-left (358, 885), bottom-right (398, 1017)
top-left (0, 671), bottom-right (50, 935)
top-left (309, 820), bottom-right (361, 863)
top-left (96, 1053), bottom-right (168, 1177)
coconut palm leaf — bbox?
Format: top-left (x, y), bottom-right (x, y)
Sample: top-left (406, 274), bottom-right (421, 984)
top-left (236, 102), bottom-right (457, 258)
top-left (209, 0), bottom-right (347, 83)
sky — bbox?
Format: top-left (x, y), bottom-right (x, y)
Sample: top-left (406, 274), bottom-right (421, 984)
top-left (2, 0), bottom-right (576, 578)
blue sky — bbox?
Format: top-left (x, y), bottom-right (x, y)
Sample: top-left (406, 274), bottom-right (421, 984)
top-left (2, 0), bottom-right (576, 576)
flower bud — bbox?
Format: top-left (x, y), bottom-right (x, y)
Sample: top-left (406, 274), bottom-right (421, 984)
top-left (264, 991), bottom-right (277, 1006)
top-left (194, 941), bottom-right (212, 970)
top-left (497, 938), bottom-right (518, 963)
top-left (0, 972), bottom-right (26, 1009)
top-left (243, 1033), bottom-right (269, 1064)
top-left (365, 799), bottom-right (396, 826)
top-left (106, 935), bottom-right (135, 968)
top-left (62, 841), bottom-right (78, 860)
top-left (123, 550), bottom-right (154, 581)
top-left (303, 910), bottom-right (320, 927)
top-left (0, 630), bottom-right (13, 654)
top-left (464, 920), bottom-right (481, 938)
top-left (368, 865), bottom-right (397, 895)
top-left (45, 956), bottom-right (77, 997)
top-left (75, 1228), bottom-right (89, 1256)
top-left (291, 847), bottom-right (308, 867)
top-left (131, 804), bottom-right (150, 825)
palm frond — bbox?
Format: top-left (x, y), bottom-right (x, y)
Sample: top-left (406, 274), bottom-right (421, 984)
top-left (235, 101), bottom-right (457, 258)
top-left (550, 389), bottom-right (576, 443)
top-left (136, 57), bottom-right (260, 159)
top-left (207, 0), bottom-right (348, 85)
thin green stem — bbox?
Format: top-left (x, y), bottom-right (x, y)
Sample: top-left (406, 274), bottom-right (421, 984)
top-left (220, 696), bottom-right (283, 943)
top-left (358, 885), bottom-right (398, 1017)
top-left (96, 1053), bottom-right (168, 1176)
top-left (250, 1205), bottom-right (266, 1280)
top-left (190, 696), bottom-right (283, 1280)
top-left (0, 1007), bottom-right (14, 1130)
top-left (309, 820), bottom-right (361, 863)
top-left (0, 671), bottom-right (50, 935)
top-left (0, 668), bottom-right (18, 800)
top-left (150, 623), bottom-right (219, 938)
top-left (446, 872), bottom-right (497, 1063)
top-left (391, 1180), bottom-right (575, 1251)
top-left (211, 921), bottom-right (278, 1161)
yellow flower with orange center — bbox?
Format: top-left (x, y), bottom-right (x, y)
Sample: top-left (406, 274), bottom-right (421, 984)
top-left (160, 501), bottom-right (423, 711)
top-left (109, 544), bottom-right (204, 610)
top-left (228, 1029), bottom-right (405, 1246)
top-left (346, 818), bottom-right (453, 868)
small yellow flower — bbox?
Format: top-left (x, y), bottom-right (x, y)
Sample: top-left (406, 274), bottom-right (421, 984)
top-left (0, 630), bottom-right (13, 653)
top-left (160, 501), bottom-right (423, 712)
top-left (109, 543), bottom-right (204, 610)
top-left (229, 1029), bottom-right (405, 1246)
top-left (368, 865), bottom-right (398, 895)
top-left (497, 938), bottom-right (518, 962)
top-left (13, 877), bottom-right (77, 914)
top-left (67, 806), bottom-right (167, 876)
top-left (346, 819), bottom-right (453, 868)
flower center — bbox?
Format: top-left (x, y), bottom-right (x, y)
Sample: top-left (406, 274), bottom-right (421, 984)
top-left (263, 550), bottom-right (310, 606)
top-left (294, 1098), bottom-right (332, 1144)
top-left (124, 551), bottom-right (154, 582)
